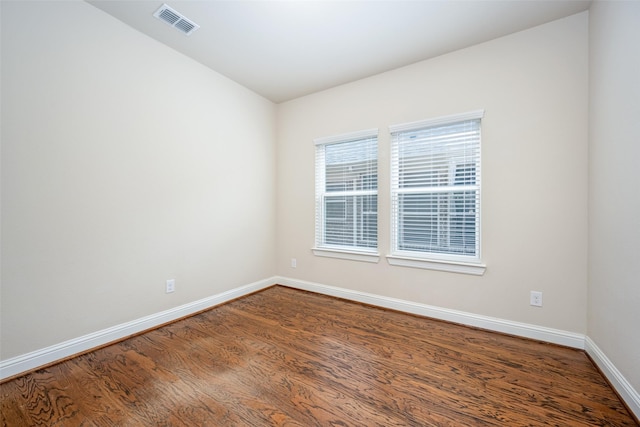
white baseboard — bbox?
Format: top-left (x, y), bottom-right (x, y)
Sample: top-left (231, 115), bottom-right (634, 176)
top-left (277, 276), bottom-right (640, 420)
top-left (3, 275), bottom-right (637, 421)
top-left (0, 277), bottom-right (275, 381)
top-left (585, 337), bottom-right (640, 419)
top-left (276, 276), bottom-right (585, 349)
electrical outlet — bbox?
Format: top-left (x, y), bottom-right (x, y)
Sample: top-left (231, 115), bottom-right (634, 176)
top-left (530, 291), bottom-right (542, 307)
top-left (166, 279), bottom-right (175, 294)
top-left (291, 258), bottom-right (297, 268)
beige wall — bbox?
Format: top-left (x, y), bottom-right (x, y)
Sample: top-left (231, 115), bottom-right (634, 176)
top-left (2, 0), bottom-right (638, 401)
top-left (7, 1), bottom-right (622, 377)
top-left (588, 1), bottom-right (640, 393)
top-left (4, 0), bottom-right (638, 408)
top-left (276, 13), bottom-right (589, 333)
top-left (1, 1), bottom-right (276, 359)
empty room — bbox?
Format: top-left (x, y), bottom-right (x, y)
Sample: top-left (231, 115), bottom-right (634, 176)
top-left (1, 0), bottom-right (639, 425)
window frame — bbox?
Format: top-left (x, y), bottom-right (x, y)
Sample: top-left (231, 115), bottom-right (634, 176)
top-left (388, 111), bottom-right (486, 275)
top-left (313, 128), bottom-right (380, 263)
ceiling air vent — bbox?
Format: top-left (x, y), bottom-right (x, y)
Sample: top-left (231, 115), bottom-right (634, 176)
top-left (153, 4), bottom-right (200, 36)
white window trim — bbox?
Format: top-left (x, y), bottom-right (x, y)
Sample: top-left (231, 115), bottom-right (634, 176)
top-left (389, 110), bottom-right (485, 274)
top-left (314, 128), bottom-right (379, 146)
top-left (388, 110), bottom-right (484, 133)
top-left (312, 247), bottom-right (380, 263)
top-left (386, 254), bottom-right (486, 275)
top-left (314, 128), bottom-right (379, 260)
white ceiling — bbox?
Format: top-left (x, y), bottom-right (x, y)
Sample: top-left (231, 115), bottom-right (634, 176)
top-left (87, 0), bottom-right (590, 103)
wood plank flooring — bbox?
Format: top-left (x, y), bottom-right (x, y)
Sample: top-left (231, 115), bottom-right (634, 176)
top-left (1, 285), bottom-right (637, 426)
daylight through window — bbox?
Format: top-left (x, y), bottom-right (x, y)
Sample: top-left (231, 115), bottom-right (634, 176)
top-left (390, 111), bottom-right (483, 263)
top-left (315, 129), bottom-right (378, 253)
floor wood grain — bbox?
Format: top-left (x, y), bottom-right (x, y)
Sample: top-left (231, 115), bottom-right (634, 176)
top-left (1, 285), bottom-right (637, 426)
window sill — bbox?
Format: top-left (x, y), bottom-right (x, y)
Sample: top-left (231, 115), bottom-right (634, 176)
top-left (386, 255), bottom-right (486, 276)
top-left (312, 248), bottom-right (380, 263)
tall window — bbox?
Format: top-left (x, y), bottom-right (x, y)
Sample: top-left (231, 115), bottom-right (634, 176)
top-left (390, 111), bottom-right (482, 264)
top-left (315, 129), bottom-right (378, 254)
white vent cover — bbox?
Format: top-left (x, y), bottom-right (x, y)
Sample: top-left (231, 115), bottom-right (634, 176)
top-left (153, 4), bottom-right (200, 36)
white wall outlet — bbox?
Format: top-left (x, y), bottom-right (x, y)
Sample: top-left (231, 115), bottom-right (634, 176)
top-left (166, 279), bottom-right (175, 293)
top-left (530, 291), bottom-right (543, 307)
top-left (291, 258), bottom-right (297, 268)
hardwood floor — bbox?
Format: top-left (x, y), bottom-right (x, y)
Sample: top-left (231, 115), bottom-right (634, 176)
top-left (1, 285), bottom-right (637, 426)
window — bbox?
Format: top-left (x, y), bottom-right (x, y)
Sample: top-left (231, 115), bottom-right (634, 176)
top-left (389, 111), bottom-right (485, 274)
top-left (314, 129), bottom-right (378, 262)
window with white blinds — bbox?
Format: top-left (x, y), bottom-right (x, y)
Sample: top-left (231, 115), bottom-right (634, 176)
top-left (390, 111), bottom-right (483, 263)
top-left (314, 129), bottom-right (378, 255)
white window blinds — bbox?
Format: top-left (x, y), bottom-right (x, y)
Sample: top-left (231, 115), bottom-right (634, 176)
top-left (390, 111), bottom-right (482, 261)
top-left (315, 129), bottom-right (378, 252)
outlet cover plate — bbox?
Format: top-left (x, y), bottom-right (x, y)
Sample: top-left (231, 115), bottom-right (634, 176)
top-left (166, 279), bottom-right (175, 293)
top-left (530, 291), bottom-right (543, 307)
